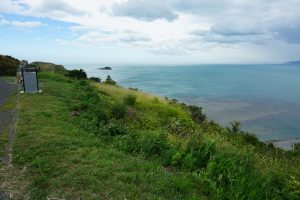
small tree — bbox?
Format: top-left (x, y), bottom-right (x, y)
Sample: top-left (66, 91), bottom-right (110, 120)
top-left (187, 105), bottom-right (206, 124)
top-left (104, 75), bottom-right (117, 85)
top-left (226, 121), bottom-right (241, 133)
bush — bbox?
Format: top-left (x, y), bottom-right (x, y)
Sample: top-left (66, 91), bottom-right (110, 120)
top-left (137, 131), bottom-right (169, 156)
top-left (115, 131), bottom-right (169, 157)
top-left (226, 121), bottom-right (241, 133)
top-left (114, 134), bottom-right (138, 153)
top-left (105, 120), bottom-right (127, 136)
top-left (0, 55), bottom-right (20, 76)
top-left (241, 132), bottom-right (262, 146)
top-left (104, 75), bottom-right (117, 85)
top-left (167, 118), bottom-right (196, 136)
top-left (186, 105), bottom-right (206, 124)
top-left (89, 77), bottom-right (101, 83)
top-left (182, 140), bottom-right (216, 171)
top-left (294, 143), bottom-right (300, 152)
top-left (67, 69), bottom-right (87, 79)
top-left (123, 94), bottom-right (137, 106)
top-left (195, 151), bottom-right (292, 199)
top-left (111, 102), bottom-right (127, 119)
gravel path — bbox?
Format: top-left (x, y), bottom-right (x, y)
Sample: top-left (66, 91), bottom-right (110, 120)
top-left (0, 78), bottom-right (17, 199)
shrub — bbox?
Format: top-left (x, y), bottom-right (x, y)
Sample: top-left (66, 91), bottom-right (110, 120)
top-left (241, 132), bottom-right (262, 146)
top-left (115, 131), bottom-right (169, 157)
top-left (128, 87), bottom-right (138, 91)
top-left (111, 102), bottom-right (127, 119)
top-left (67, 69), bottom-right (87, 79)
top-left (123, 94), bottom-right (137, 106)
top-left (226, 121), bottom-right (241, 133)
top-left (294, 143), bottom-right (300, 152)
top-left (0, 55), bottom-right (20, 76)
top-left (104, 75), bottom-right (117, 85)
top-left (167, 118), bottom-right (196, 135)
top-left (196, 151), bottom-right (290, 199)
top-left (182, 140), bottom-right (216, 171)
top-left (137, 131), bottom-right (169, 156)
top-left (114, 134), bottom-right (138, 153)
top-left (187, 105), bottom-right (206, 124)
top-left (89, 77), bottom-right (101, 83)
top-left (105, 120), bottom-right (127, 136)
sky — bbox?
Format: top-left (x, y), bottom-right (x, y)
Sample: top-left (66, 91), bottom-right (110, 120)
top-left (0, 0), bottom-right (300, 65)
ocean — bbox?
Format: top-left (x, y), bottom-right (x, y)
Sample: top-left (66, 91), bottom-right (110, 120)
top-left (67, 64), bottom-right (300, 148)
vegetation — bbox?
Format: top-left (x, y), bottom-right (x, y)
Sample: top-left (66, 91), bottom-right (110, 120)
top-left (67, 69), bottom-right (87, 79)
top-left (89, 77), bottom-right (101, 83)
top-left (0, 55), bottom-right (20, 76)
top-left (104, 75), bottom-right (117, 85)
top-left (1, 70), bottom-right (300, 199)
top-left (29, 62), bottom-right (67, 73)
top-left (294, 143), bottom-right (300, 152)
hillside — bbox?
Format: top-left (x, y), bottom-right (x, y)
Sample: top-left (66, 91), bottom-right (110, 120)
top-left (29, 62), bottom-right (67, 73)
top-left (0, 55), bottom-right (20, 76)
top-left (0, 72), bottom-right (299, 199)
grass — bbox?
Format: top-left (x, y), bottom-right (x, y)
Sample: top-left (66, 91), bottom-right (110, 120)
top-left (3, 72), bottom-right (300, 199)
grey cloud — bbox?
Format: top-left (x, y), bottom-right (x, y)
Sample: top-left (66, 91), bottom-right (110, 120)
top-left (36, 0), bottom-right (86, 16)
top-left (120, 34), bottom-right (151, 43)
top-left (274, 25), bottom-right (300, 44)
top-left (191, 25), bottom-right (270, 45)
top-left (112, 0), bottom-right (178, 22)
top-left (170, 0), bottom-right (233, 15)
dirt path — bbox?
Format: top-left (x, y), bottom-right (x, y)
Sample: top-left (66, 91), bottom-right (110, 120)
top-left (0, 78), bottom-right (18, 200)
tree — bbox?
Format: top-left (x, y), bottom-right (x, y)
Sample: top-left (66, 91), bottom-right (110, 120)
top-left (104, 75), bottom-right (117, 85)
top-left (226, 121), bottom-right (241, 133)
top-left (67, 69), bottom-right (87, 79)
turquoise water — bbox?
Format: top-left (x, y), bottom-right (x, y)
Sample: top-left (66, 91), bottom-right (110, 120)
top-left (69, 64), bottom-right (300, 142)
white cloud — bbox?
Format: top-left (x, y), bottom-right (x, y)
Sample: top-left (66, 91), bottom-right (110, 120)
top-left (35, 0), bottom-right (86, 17)
top-left (0, 19), bottom-right (10, 25)
top-left (11, 20), bottom-right (43, 28)
top-left (112, 0), bottom-right (178, 22)
top-left (1, 0), bottom-right (300, 62)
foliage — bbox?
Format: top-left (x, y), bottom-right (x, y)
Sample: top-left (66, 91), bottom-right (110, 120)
top-left (123, 94), bottom-right (137, 106)
top-left (67, 69), bottom-right (87, 79)
top-left (104, 75), bottom-right (117, 85)
top-left (186, 105), bottom-right (206, 124)
top-left (226, 121), bottom-right (241, 133)
top-left (6, 72), bottom-right (300, 199)
top-left (105, 120), bottom-right (127, 136)
top-left (89, 77), bottom-right (101, 83)
top-left (111, 102), bottom-right (127, 119)
top-left (115, 131), bottom-right (169, 156)
top-left (294, 143), bottom-right (300, 152)
top-left (29, 62), bottom-right (67, 73)
top-left (0, 55), bottom-right (20, 76)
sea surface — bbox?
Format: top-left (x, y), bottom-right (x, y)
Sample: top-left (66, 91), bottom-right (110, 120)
top-left (67, 64), bottom-right (300, 148)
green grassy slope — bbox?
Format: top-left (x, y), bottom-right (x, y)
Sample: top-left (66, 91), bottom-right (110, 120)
top-left (29, 62), bottom-right (67, 73)
top-left (6, 73), bottom-right (300, 199)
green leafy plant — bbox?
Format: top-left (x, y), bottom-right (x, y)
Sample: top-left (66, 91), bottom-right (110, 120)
top-left (186, 105), bottom-right (206, 124)
top-left (123, 94), bottom-right (137, 106)
top-left (226, 121), bottom-right (241, 133)
top-left (111, 102), bottom-right (127, 119)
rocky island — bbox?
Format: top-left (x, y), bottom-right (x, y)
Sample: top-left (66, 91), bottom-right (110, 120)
top-left (99, 66), bottom-right (112, 70)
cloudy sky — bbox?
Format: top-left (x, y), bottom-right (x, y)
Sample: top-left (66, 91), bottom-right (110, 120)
top-left (0, 0), bottom-right (300, 65)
